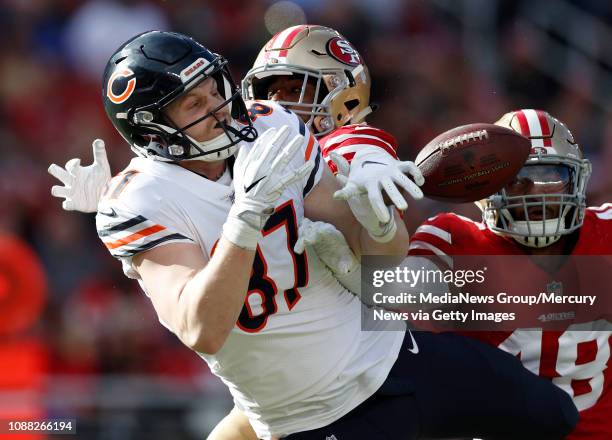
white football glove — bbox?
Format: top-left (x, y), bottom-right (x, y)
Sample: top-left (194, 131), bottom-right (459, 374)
top-left (294, 218), bottom-right (359, 275)
top-left (223, 126), bottom-right (314, 250)
top-left (295, 218), bottom-right (361, 295)
top-left (331, 149), bottom-right (424, 222)
top-left (48, 139), bottom-right (112, 213)
top-left (330, 150), bottom-right (424, 243)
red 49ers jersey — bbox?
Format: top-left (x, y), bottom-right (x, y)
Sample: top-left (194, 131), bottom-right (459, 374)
top-left (408, 205), bottom-right (612, 439)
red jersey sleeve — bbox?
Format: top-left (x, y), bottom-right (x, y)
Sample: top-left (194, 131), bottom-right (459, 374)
top-left (319, 124), bottom-right (399, 174)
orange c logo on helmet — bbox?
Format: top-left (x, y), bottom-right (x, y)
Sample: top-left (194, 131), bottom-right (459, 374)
top-left (107, 68), bottom-right (136, 104)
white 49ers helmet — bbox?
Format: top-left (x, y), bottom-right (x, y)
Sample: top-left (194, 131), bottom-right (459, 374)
top-left (480, 109), bottom-right (592, 248)
top-left (242, 25), bottom-right (372, 136)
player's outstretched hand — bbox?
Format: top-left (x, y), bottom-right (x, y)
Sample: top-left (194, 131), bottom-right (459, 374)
top-left (48, 139), bottom-right (112, 213)
top-left (223, 126), bottom-right (314, 250)
top-left (329, 150), bottom-right (422, 243)
top-left (331, 149), bottom-right (424, 223)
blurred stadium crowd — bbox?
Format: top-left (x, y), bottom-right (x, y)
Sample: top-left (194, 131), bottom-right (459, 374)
top-left (0, 0), bottom-right (611, 438)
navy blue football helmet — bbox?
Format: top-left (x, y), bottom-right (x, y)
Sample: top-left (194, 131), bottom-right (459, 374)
top-left (103, 31), bottom-right (256, 162)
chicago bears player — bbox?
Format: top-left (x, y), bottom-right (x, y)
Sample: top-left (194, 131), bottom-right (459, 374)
top-left (49, 29), bottom-right (578, 439)
top-left (61, 29), bottom-right (418, 440)
top-left (408, 109), bottom-right (611, 440)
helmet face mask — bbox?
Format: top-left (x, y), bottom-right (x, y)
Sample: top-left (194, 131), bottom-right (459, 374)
top-left (482, 109), bottom-right (592, 248)
top-left (104, 31), bottom-right (256, 162)
top-left (248, 67), bottom-right (333, 127)
top-left (242, 25), bottom-right (371, 137)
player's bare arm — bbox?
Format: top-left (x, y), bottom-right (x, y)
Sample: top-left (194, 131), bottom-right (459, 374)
top-left (133, 239), bottom-right (254, 355)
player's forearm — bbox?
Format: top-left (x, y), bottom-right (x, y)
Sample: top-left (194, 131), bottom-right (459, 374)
top-left (358, 210), bottom-right (409, 257)
top-left (179, 237), bottom-right (254, 354)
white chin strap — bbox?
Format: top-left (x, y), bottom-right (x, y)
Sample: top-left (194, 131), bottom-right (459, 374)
top-left (149, 120), bottom-right (241, 162)
top-left (351, 105), bottom-right (374, 124)
top-left (182, 122), bottom-right (241, 162)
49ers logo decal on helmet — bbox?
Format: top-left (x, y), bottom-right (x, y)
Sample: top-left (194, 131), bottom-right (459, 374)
top-left (107, 68), bottom-right (136, 104)
top-left (326, 37), bottom-right (361, 67)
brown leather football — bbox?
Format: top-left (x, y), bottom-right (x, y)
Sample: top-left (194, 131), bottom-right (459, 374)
top-left (415, 123), bottom-right (531, 203)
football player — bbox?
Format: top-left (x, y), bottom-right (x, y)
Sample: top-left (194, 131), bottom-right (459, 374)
top-left (241, 25), bottom-right (408, 205)
top-left (408, 109), bottom-right (612, 440)
top-left (49, 30), bottom-right (577, 439)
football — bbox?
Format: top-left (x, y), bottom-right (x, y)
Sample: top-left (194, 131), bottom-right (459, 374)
top-left (414, 123), bottom-right (531, 203)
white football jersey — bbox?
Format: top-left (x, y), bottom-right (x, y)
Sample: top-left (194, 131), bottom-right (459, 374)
top-left (95, 101), bottom-right (404, 439)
